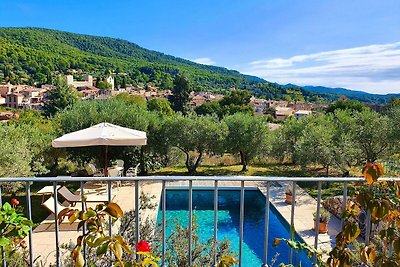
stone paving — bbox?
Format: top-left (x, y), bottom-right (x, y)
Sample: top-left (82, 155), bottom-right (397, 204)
top-left (28, 181), bottom-right (162, 266)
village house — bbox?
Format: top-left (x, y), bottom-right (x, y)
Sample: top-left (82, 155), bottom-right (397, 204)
top-left (273, 107), bottom-right (294, 120)
top-left (294, 110), bottom-right (312, 120)
top-left (190, 94), bottom-right (207, 107)
top-left (66, 74), bottom-right (94, 88)
top-left (5, 93), bottom-right (24, 109)
top-left (266, 100), bottom-right (289, 108)
top-left (79, 87), bottom-right (100, 100)
top-left (0, 83), bottom-right (14, 97)
top-left (251, 99), bottom-right (269, 114)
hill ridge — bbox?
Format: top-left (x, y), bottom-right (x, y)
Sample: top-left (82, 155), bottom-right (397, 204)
top-left (0, 27), bottom-right (397, 104)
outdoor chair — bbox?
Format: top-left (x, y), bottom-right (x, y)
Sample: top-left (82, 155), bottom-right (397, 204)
top-left (42, 196), bottom-right (72, 216)
top-left (108, 167), bottom-right (122, 189)
top-left (57, 186), bottom-right (112, 206)
top-left (88, 163), bottom-right (104, 177)
top-left (115, 159), bottom-right (124, 170)
top-left (126, 163), bottom-right (140, 177)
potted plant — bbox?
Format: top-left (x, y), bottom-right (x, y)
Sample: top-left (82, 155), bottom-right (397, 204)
top-left (285, 187), bottom-right (293, 204)
top-left (313, 208), bottom-right (331, 234)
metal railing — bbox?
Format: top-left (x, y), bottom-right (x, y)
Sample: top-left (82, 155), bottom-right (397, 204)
top-left (1, 175), bottom-right (396, 267)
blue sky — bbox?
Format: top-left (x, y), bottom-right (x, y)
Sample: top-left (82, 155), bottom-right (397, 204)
top-left (1, 0), bottom-right (400, 93)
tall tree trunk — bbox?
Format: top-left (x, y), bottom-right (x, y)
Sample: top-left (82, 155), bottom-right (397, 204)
top-left (184, 151), bottom-right (191, 173)
top-left (188, 152), bottom-right (203, 174)
top-left (240, 151), bottom-right (247, 172)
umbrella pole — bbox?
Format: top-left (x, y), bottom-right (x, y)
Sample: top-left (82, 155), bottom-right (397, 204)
top-left (104, 145), bottom-right (109, 177)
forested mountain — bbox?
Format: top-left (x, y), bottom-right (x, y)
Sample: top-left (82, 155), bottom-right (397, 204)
top-left (301, 86), bottom-right (400, 105)
top-left (0, 27), bottom-right (396, 104)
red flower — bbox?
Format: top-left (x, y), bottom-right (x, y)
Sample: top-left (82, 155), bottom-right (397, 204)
top-left (10, 198), bottom-right (19, 206)
top-left (135, 240), bottom-right (151, 252)
top-left (19, 240), bottom-right (27, 249)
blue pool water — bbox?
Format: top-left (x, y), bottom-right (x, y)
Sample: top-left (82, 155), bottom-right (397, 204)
top-left (157, 189), bottom-right (312, 266)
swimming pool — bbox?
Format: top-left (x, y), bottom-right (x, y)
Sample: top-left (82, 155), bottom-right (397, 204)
top-left (157, 189), bottom-right (312, 266)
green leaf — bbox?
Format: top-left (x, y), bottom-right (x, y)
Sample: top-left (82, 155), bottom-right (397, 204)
top-left (96, 242), bottom-right (108, 256)
top-left (0, 237), bottom-right (10, 247)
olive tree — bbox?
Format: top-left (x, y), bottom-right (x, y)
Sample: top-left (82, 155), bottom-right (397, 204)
top-left (147, 98), bottom-right (174, 116)
top-left (270, 117), bottom-right (308, 163)
top-left (0, 125), bottom-right (32, 193)
top-left (164, 114), bottom-right (227, 173)
top-left (295, 114), bottom-right (336, 176)
top-left (330, 110), bottom-right (363, 176)
top-left (351, 109), bottom-right (393, 162)
top-left (223, 113), bottom-right (269, 171)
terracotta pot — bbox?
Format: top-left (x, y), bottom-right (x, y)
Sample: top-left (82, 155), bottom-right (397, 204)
top-left (314, 220), bottom-right (328, 234)
top-left (285, 193), bottom-right (293, 204)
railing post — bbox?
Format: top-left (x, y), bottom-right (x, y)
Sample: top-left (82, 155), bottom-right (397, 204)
top-left (135, 180), bottom-right (140, 259)
top-left (341, 182), bottom-right (348, 229)
top-left (213, 180), bottom-right (218, 265)
top-left (162, 180), bottom-right (166, 266)
top-left (0, 186), bottom-right (5, 267)
top-left (188, 180), bottom-right (193, 266)
top-left (107, 180), bottom-right (112, 267)
top-left (262, 182), bottom-right (270, 267)
top-left (53, 182), bottom-right (61, 267)
top-left (313, 181), bottom-right (322, 266)
top-left (289, 181), bottom-right (296, 265)
top-left (107, 181), bottom-right (112, 236)
top-left (365, 185), bottom-right (373, 245)
top-left (239, 181), bottom-right (245, 267)
top-left (25, 182), bottom-right (34, 267)
top-left (80, 181), bottom-right (87, 267)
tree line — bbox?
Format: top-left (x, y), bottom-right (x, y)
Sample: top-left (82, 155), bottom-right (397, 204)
top-left (1, 84), bottom-right (400, 189)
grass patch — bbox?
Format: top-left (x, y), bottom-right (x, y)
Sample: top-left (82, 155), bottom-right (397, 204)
top-left (152, 163), bottom-right (334, 177)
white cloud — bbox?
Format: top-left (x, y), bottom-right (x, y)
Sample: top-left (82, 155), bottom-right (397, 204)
top-left (191, 57), bottom-right (216, 65)
top-left (243, 42), bottom-right (400, 94)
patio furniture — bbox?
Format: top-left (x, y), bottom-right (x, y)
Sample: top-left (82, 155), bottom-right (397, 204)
top-left (108, 168), bottom-right (122, 189)
top-left (115, 159), bottom-right (124, 172)
top-left (88, 163), bottom-right (104, 177)
top-left (37, 185), bottom-right (61, 203)
top-left (126, 163), bottom-right (140, 177)
top-left (42, 196), bottom-right (72, 216)
top-left (58, 186), bottom-right (113, 206)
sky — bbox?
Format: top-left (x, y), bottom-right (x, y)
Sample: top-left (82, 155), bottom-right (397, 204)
top-left (1, 0), bottom-right (400, 94)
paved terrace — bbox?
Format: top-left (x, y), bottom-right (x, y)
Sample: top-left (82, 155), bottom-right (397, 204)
top-left (29, 182), bottom-right (162, 266)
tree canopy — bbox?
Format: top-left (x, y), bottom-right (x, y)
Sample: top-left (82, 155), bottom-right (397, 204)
top-left (42, 77), bottom-right (79, 117)
top-left (223, 113), bottom-right (269, 171)
top-left (169, 74), bottom-right (192, 113)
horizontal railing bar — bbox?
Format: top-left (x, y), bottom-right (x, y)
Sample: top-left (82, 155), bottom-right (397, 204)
top-left (0, 176), bottom-right (379, 183)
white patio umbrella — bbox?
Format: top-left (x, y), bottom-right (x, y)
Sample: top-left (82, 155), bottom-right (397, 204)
top-left (52, 122), bottom-right (147, 176)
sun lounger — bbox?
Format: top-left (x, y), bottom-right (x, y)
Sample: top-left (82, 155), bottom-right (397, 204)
top-left (42, 196), bottom-right (72, 216)
top-left (58, 186), bottom-right (113, 206)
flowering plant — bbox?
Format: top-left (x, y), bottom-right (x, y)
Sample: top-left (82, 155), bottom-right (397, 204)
top-left (0, 202), bottom-right (32, 248)
top-left (59, 202), bottom-right (159, 267)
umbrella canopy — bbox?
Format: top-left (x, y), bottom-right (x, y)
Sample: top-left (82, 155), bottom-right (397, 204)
top-left (52, 122), bottom-right (147, 148)
top-left (52, 122), bottom-right (147, 176)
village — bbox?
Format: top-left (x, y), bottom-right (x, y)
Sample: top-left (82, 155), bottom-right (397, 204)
top-left (0, 74), bottom-right (322, 122)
